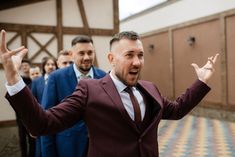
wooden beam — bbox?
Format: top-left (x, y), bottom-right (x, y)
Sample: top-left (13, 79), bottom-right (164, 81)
top-left (113, 0), bottom-right (119, 34)
top-left (21, 31), bottom-right (28, 58)
top-left (56, 0), bottom-right (63, 51)
top-left (28, 34), bottom-right (55, 60)
top-left (0, 120), bottom-right (16, 128)
top-left (6, 33), bottom-right (20, 48)
top-left (0, 23), bottom-right (114, 36)
top-left (63, 27), bottom-right (115, 36)
top-left (77, 0), bottom-right (90, 35)
top-left (220, 15), bottom-right (228, 105)
top-left (0, 0), bottom-right (48, 11)
top-left (0, 23), bottom-right (57, 33)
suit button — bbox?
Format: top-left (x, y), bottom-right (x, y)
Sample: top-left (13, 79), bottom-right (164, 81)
top-left (138, 138), bottom-right (142, 143)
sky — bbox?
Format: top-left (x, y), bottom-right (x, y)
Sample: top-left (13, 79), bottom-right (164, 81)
top-left (119, 0), bottom-right (167, 20)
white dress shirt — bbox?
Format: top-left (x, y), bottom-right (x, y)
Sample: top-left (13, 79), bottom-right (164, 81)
top-left (5, 78), bottom-right (25, 96)
top-left (44, 74), bottom-right (49, 84)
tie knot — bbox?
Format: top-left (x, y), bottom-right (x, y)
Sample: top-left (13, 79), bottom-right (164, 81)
top-left (124, 87), bottom-right (133, 94)
top-left (80, 74), bottom-right (91, 79)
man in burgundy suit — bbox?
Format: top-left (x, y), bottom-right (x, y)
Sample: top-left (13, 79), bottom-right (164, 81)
top-left (1, 30), bottom-right (219, 157)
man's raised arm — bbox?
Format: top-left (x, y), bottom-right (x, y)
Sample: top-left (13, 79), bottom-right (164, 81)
top-left (0, 30), bottom-right (28, 86)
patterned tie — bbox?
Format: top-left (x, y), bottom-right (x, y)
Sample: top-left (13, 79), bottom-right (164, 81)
top-left (80, 74), bottom-right (91, 80)
top-left (124, 87), bottom-right (142, 123)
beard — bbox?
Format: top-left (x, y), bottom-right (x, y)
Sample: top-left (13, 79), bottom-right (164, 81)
top-left (79, 65), bottom-right (92, 73)
top-left (115, 71), bottom-right (140, 87)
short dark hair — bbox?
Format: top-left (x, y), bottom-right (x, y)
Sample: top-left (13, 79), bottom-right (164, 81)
top-left (71, 35), bottom-right (93, 46)
top-left (109, 31), bottom-right (140, 49)
top-left (58, 50), bottom-right (70, 57)
top-left (22, 59), bottom-right (31, 65)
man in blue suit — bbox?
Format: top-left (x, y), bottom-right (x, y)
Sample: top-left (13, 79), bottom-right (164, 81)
top-left (31, 57), bottom-right (58, 157)
top-left (40, 35), bottom-right (106, 157)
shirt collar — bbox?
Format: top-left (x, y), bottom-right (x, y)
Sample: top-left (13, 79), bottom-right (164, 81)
top-left (73, 63), bottom-right (94, 79)
top-left (44, 74), bottom-right (49, 80)
top-left (109, 70), bottom-right (128, 93)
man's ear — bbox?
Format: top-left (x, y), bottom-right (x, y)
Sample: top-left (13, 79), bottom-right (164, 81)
top-left (108, 52), bottom-right (115, 67)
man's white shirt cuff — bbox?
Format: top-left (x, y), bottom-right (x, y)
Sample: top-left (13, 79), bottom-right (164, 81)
top-left (5, 78), bottom-right (26, 96)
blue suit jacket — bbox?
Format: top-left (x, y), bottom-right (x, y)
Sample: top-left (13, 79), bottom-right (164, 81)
top-left (31, 76), bottom-right (45, 104)
top-left (30, 76), bottom-right (46, 157)
top-left (41, 64), bottom-right (106, 157)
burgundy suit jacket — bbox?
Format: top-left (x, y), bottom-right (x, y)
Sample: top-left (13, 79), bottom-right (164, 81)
top-left (6, 75), bottom-right (210, 157)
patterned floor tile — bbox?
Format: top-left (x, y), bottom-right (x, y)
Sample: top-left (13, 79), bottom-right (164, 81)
top-left (158, 115), bottom-right (235, 157)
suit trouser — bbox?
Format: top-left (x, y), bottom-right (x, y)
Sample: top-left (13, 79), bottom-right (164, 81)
top-left (16, 115), bottom-right (36, 157)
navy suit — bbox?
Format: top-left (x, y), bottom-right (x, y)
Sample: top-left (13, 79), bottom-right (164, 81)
top-left (16, 77), bottom-right (35, 157)
top-left (31, 76), bottom-right (45, 104)
top-left (41, 64), bottom-right (106, 157)
top-left (30, 76), bottom-right (46, 157)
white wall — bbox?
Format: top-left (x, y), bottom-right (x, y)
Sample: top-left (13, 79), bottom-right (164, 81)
top-left (62, 0), bottom-right (113, 29)
top-left (92, 36), bottom-right (112, 72)
top-left (0, 0), bottom-right (56, 25)
top-left (0, 0), bottom-right (114, 121)
top-left (121, 0), bottom-right (235, 34)
top-left (0, 72), bottom-right (16, 121)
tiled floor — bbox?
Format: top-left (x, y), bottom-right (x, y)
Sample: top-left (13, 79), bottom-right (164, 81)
top-left (158, 115), bottom-right (235, 157)
top-left (0, 115), bottom-right (234, 157)
top-left (0, 126), bottom-right (20, 157)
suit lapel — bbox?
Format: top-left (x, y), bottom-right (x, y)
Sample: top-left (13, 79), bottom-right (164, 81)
top-left (67, 65), bottom-right (78, 90)
top-left (101, 75), bottom-right (140, 133)
top-left (137, 81), bottom-right (163, 108)
top-left (39, 76), bottom-right (45, 93)
top-left (92, 66), bottom-right (102, 79)
top-left (137, 82), bottom-right (162, 119)
top-left (137, 81), bottom-right (163, 135)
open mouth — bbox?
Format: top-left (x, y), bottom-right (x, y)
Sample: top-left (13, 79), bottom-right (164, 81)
top-left (129, 71), bottom-right (138, 76)
top-left (82, 63), bottom-right (91, 67)
top-left (83, 61), bottom-right (91, 65)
